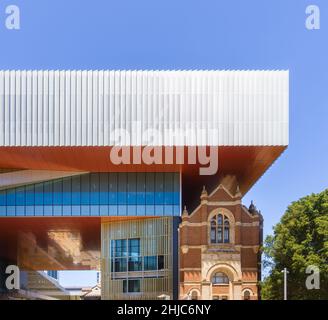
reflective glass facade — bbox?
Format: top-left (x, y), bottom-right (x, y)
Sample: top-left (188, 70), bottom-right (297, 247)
top-left (0, 172), bottom-right (180, 216)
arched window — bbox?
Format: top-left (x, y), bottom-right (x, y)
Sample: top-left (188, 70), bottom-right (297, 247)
top-left (191, 291), bottom-right (198, 300)
top-left (210, 213), bottom-right (230, 244)
top-left (243, 290), bottom-right (251, 300)
top-left (212, 272), bottom-right (229, 284)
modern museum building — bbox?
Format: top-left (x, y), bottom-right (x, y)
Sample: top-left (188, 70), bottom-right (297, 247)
top-left (0, 70), bottom-right (288, 300)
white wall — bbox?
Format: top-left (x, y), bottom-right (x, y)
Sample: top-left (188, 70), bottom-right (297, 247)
top-left (0, 70), bottom-right (288, 147)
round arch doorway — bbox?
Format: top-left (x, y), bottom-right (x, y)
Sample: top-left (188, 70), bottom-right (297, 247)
top-left (206, 263), bottom-right (241, 300)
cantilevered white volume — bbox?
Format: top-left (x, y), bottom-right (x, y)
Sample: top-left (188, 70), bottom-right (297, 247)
top-left (0, 70), bottom-right (288, 147)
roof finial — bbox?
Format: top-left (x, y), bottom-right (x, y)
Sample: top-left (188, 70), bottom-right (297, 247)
top-left (235, 184), bottom-right (242, 197)
top-left (201, 185), bottom-right (208, 197)
top-left (182, 205), bottom-right (189, 217)
top-left (249, 200), bottom-right (257, 214)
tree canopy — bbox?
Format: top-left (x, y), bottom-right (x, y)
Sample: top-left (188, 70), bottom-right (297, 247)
top-left (262, 189), bottom-right (328, 300)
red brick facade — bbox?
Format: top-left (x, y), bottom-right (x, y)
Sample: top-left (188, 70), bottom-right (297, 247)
top-left (179, 176), bottom-right (263, 300)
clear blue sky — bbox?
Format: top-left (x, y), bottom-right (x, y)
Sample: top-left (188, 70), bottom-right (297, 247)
top-left (1, 0), bottom-right (327, 286)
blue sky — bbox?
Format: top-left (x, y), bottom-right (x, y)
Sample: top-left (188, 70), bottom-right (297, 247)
top-left (1, 0), bottom-right (327, 286)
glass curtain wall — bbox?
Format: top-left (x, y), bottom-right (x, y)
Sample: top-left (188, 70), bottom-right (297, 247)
top-left (0, 172), bottom-right (180, 217)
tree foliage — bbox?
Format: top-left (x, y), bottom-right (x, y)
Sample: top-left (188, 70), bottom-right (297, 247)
top-left (261, 189), bottom-right (328, 300)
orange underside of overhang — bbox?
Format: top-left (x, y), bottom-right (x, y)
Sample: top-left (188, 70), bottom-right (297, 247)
top-left (0, 145), bottom-right (286, 196)
top-left (0, 146), bottom-right (286, 270)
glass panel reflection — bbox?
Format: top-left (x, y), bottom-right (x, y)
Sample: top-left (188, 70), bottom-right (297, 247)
top-left (0, 172), bottom-right (180, 216)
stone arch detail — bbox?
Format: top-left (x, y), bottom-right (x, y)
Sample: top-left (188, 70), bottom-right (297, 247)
top-left (206, 263), bottom-right (240, 283)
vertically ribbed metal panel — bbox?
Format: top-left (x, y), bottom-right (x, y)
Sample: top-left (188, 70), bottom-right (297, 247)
top-left (0, 70), bottom-right (288, 146)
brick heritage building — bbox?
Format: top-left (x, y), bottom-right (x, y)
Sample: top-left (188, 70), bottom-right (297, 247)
top-left (179, 176), bottom-right (263, 300)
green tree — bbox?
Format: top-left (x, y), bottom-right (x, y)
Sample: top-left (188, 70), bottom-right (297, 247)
top-left (262, 189), bottom-right (328, 300)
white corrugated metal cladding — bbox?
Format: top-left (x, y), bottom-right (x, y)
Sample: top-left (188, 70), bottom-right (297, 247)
top-left (0, 70), bottom-right (288, 147)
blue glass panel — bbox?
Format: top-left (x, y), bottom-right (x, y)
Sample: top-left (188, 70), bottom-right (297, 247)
top-left (115, 239), bottom-right (127, 257)
top-left (81, 205), bottom-right (90, 216)
top-left (6, 189), bottom-right (16, 206)
top-left (53, 179), bottom-right (63, 205)
top-left (136, 173), bottom-right (145, 205)
top-left (62, 177), bottom-right (72, 205)
top-left (16, 206), bottom-right (25, 216)
top-left (173, 205), bottom-right (180, 216)
top-left (62, 205), bottom-right (72, 216)
top-left (114, 258), bottom-right (127, 272)
top-left (128, 257), bottom-right (142, 271)
top-left (44, 206), bottom-right (53, 216)
top-left (127, 173), bottom-right (136, 205)
top-left (164, 173), bottom-right (173, 204)
top-left (173, 192), bottom-right (180, 205)
top-left (7, 206), bottom-right (15, 216)
top-left (0, 190), bottom-right (6, 206)
top-left (144, 256), bottom-right (157, 271)
top-left (127, 205), bottom-right (136, 216)
top-left (128, 279), bottom-right (140, 292)
top-left (81, 174), bottom-right (90, 205)
top-left (72, 205), bottom-right (81, 216)
top-left (164, 205), bottom-right (173, 216)
top-left (108, 173), bottom-right (117, 205)
top-left (15, 187), bottom-right (25, 205)
top-left (34, 183), bottom-right (44, 205)
top-left (99, 205), bottom-right (108, 216)
top-left (108, 205), bottom-right (117, 216)
top-left (145, 173), bottom-right (154, 204)
top-left (136, 205), bottom-right (145, 216)
top-left (118, 205), bottom-right (126, 216)
top-left (43, 181), bottom-right (53, 205)
top-left (118, 173), bottom-right (127, 205)
top-left (99, 173), bottom-right (109, 205)
top-left (25, 184), bottom-right (35, 205)
top-left (35, 206), bottom-right (44, 216)
top-left (71, 175), bottom-right (81, 205)
top-left (173, 173), bottom-right (180, 205)
top-left (0, 206), bottom-right (6, 216)
top-left (155, 205), bottom-right (163, 216)
top-left (155, 173), bottom-right (164, 204)
top-left (90, 205), bottom-right (99, 216)
top-left (145, 205), bottom-right (154, 216)
top-left (128, 238), bottom-right (140, 256)
top-left (53, 206), bottom-right (62, 216)
top-left (90, 173), bottom-right (99, 205)
top-left (0, 172), bottom-right (181, 217)
top-left (26, 206), bottom-right (34, 216)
